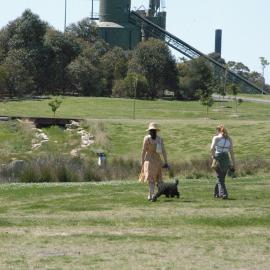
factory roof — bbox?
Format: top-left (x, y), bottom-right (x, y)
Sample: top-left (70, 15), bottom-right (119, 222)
top-left (97, 22), bottom-right (124, 28)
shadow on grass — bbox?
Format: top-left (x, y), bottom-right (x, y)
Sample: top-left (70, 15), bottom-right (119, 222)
top-left (152, 199), bottom-right (198, 203)
top-left (213, 198), bottom-right (237, 201)
top-left (3, 96), bottom-right (51, 102)
top-left (180, 199), bottom-right (199, 203)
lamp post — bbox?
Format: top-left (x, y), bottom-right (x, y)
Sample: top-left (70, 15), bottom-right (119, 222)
top-left (133, 77), bottom-right (138, 120)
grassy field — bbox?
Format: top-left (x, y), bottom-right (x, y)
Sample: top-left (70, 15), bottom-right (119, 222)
top-left (1, 117), bottom-right (270, 165)
top-left (1, 97), bottom-right (270, 162)
top-left (0, 97), bottom-right (269, 269)
top-left (106, 118), bottom-right (270, 161)
top-left (0, 177), bottom-right (269, 269)
top-left (1, 96), bottom-right (270, 120)
top-left (1, 97), bottom-right (270, 180)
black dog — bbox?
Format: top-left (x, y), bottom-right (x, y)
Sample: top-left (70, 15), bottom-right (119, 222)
top-left (151, 179), bottom-right (180, 202)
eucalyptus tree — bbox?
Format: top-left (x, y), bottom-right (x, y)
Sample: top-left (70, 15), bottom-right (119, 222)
top-left (67, 42), bottom-right (108, 96)
top-left (0, 65), bottom-right (8, 94)
top-left (0, 9), bottom-right (48, 95)
top-left (259, 57), bottom-right (269, 78)
top-left (178, 57), bottom-right (212, 99)
top-left (67, 54), bottom-right (104, 96)
top-left (129, 38), bottom-right (178, 98)
top-left (2, 49), bottom-right (35, 97)
top-left (44, 29), bottom-right (81, 94)
top-left (66, 18), bottom-right (99, 44)
top-left (259, 57), bottom-right (269, 94)
top-left (100, 47), bottom-right (128, 95)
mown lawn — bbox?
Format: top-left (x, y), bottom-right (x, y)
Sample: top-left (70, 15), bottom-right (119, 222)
top-left (0, 177), bottom-right (269, 269)
top-left (1, 96), bottom-right (270, 120)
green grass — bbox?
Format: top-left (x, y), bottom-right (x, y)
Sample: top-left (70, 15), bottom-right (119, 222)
top-left (1, 97), bottom-right (270, 164)
top-left (37, 125), bottom-right (81, 155)
top-left (106, 120), bottom-right (269, 161)
top-left (0, 177), bottom-right (269, 269)
top-left (2, 118), bottom-right (270, 165)
top-left (1, 96), bottom-right (270, 120)
top-left (238, 93), bottom-right (270, 100)
top-left (0, 96), bottom-right (270, 268)
top-left (0, 121), bottom-right (34, 161)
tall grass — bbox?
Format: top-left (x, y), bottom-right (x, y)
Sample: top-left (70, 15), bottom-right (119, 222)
top-left (18, 155), bottom-right (141, 183)
top-left (84, 120), bottom-right (108, 146)
top-left (0, 120), bottom-right (34, 162)
top-left (20, 155), bottom-right (79, 183)
top-left (170, 158), bottom-right (270, 179)
top-left (4, 155), bottom-right (270, 183)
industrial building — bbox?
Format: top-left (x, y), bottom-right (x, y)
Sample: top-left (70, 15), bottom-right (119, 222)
top-left (96, 0), bottom-right (167, 50)
top-left (90, 0), bottom-right (262, 93)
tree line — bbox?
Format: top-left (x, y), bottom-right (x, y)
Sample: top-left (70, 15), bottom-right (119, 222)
top-left (0, 10), bottom-right (268, 99)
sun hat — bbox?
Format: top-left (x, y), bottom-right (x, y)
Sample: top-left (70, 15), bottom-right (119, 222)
top-left (146, 122), bottom-right (160, 131)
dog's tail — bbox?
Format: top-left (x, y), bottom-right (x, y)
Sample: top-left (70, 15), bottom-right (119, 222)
top-left (174, 178), bottom-right (179, 185)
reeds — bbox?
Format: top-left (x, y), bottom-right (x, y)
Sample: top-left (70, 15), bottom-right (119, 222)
top-left (17, 155), bottom-right (140, 183)
top-left (1, 155), bottom-right (270, 183)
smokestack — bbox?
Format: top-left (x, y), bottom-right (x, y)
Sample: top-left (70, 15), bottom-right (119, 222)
top-left (215, 29), bottom-right (222, 56)
top-left (149, 0), bottom-right (160, 16)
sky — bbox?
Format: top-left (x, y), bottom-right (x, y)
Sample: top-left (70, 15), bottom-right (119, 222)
top-left (0, 0), bottom-right (269, 83)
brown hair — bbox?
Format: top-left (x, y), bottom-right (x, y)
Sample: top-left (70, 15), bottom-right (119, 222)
top-left (216, 125), bottom-right (229, 138)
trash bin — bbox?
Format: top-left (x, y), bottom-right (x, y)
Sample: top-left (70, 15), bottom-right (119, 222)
top-left (97, 152), bottom-right (106, 167)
